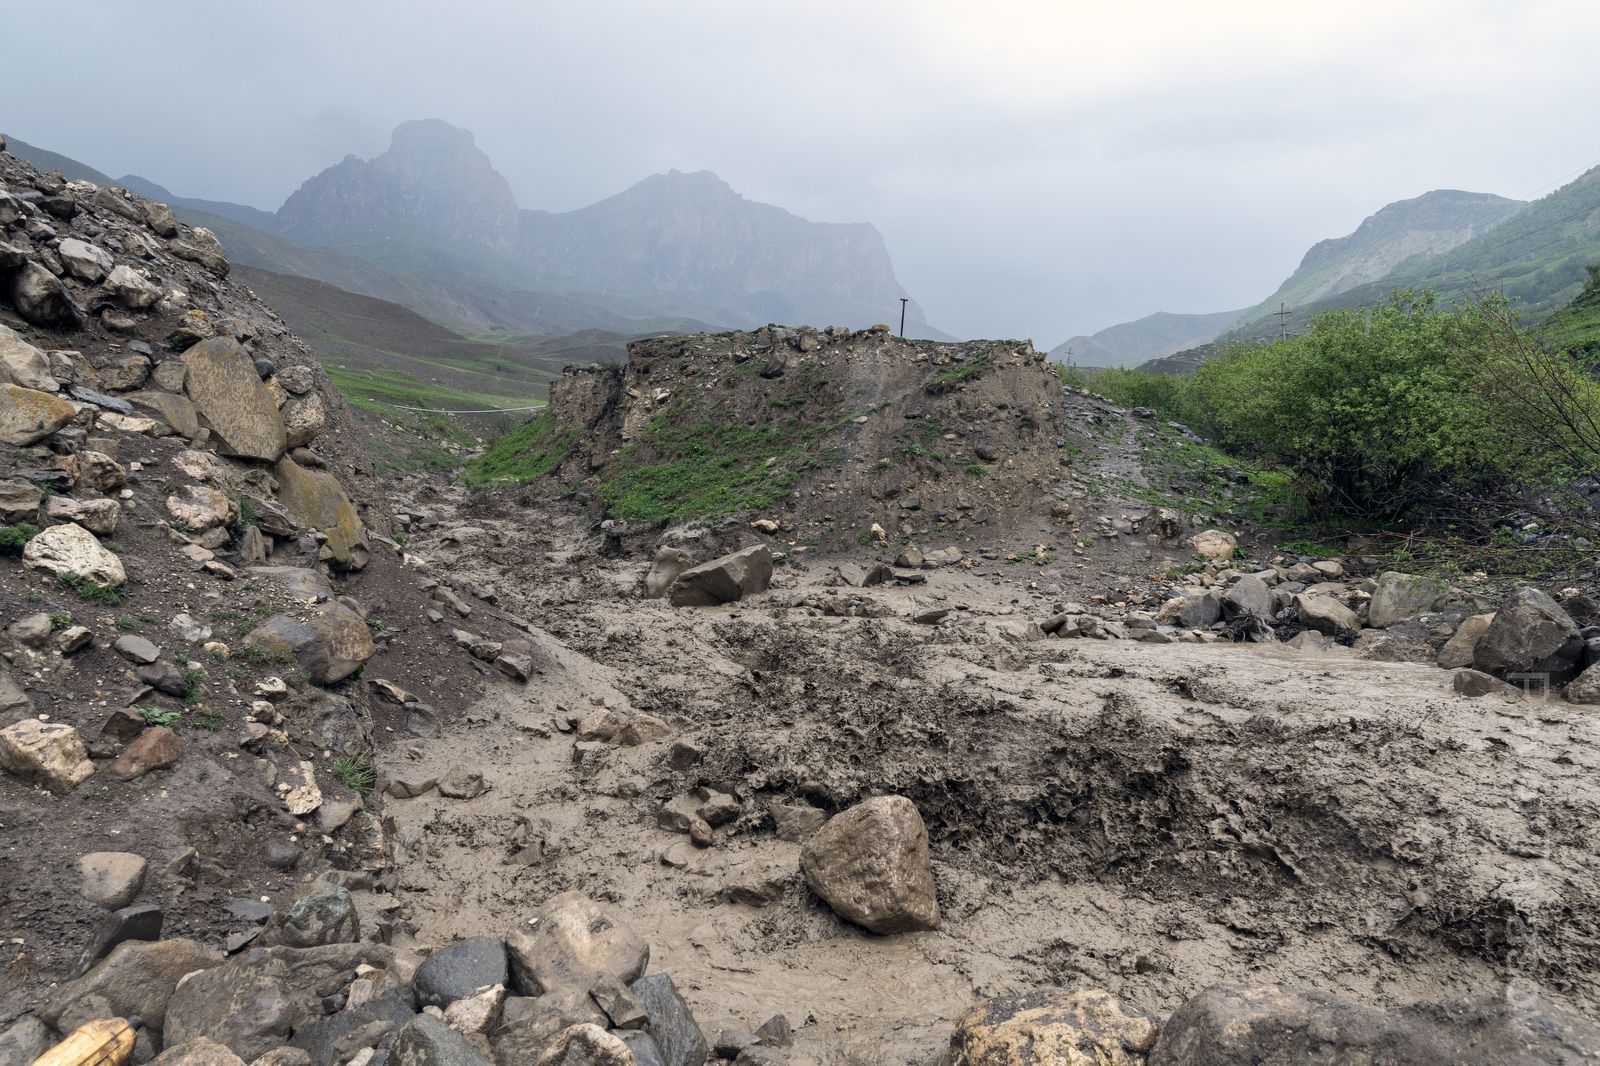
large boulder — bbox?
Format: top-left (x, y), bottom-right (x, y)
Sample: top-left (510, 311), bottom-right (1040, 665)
top-left (1473, 587), bottom-right (1584, 681)
top-left (1368, 571), bottom-right (1448, 628)
top-left (668, 546), bottom-right (773, 607)
top-left (1221, 575), bottom-right (1271, 621)
top-left (1294, 593), bottom-right (1359, 636)
top-left (0, 382), bottom-right (76, 445)
top-left (0, 718), bottom-right (94, 793)
top-left (166, 484), bottom-right (238, 532)
top-left (164, 943), bottom-right (394, 1062)
top-left (1189, 529), bottom-right (1236, 561)
top-left (244, 602), bottom-right (375, 685)
top-left (22, 522), bottom-right (126, 587)
top-left (644, 547), bottom-right (693, 599)
top-left (288, 987), bottom-right (416, 1066)
top-left (258, 882), bottom-right (359, 948)
top-left (504, 892), bottom-right (648, 998)
top-left (1147, 982), bottom-right (1600, 1065)
top-left (104, 264), bottom-right (163, 308)
top-left (147, 1039), bottom-right (246, 1066)
top-left (126, 391), bottom-right (201, 438)
top-left (58, 238), bottom-right (114, 283)
top-left (0, 323), bottom-right (59, 391)
top-left (42, 938), bottom-right (223, 1032)
top-left (951, 988), bottom-right (1158, 1066)
top-left (529, 1025), bottom-right (633, 1066)
top-left (413, 937), bottom-right (507, 1009)
top-left (9, 261), bottom-right (82, 329)
top-left (46, 495), bottom-right (121, 535)
top-left (182, 337), bottom-right (286, 460)
top-left (274, 459), bottom-right (369, 570)
top-left (799, 795), bottom-right (940, 934)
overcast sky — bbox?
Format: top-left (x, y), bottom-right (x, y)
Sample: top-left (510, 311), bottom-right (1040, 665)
top-left (7, 0), bottom-right (1600, 345)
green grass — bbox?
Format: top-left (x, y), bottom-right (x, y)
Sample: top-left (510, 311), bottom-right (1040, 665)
top-left (139, 707), bottom-right (181, 728)
top-left (116, 615), bottom-right (138, 630)
top-left (332, 753), bottom-right (376, 795)
top-left (57, 571), bottom-right (128, 604)
top-left (462, 407), bottom-right (576, 489)
top-left (322, 363), bottom-right (545, 422)
top-left (930, 355), bottom-right (991, 387)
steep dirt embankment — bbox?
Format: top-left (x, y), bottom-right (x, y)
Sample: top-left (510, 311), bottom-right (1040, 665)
top-left (516, 327), bottom-right (1079, 543)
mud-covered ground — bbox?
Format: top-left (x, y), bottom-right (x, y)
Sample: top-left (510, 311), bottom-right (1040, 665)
top-left (378, 483), bottom-right (1600, 1064)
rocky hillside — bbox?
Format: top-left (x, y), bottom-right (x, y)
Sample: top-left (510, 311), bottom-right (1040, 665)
top-left (1047, 309), bottom-right (1247, 369)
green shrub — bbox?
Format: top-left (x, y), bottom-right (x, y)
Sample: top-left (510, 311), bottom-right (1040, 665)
top-left (139, 706), bottom-right (181, 728)
top-left (48, 612), bottom-right (71, 630)
top-left (57, 571), bottom-right (128, 604)
top-left (0, 524), bottom-right (39, 556)
top-left (332, 753), bottom-right (376, 795)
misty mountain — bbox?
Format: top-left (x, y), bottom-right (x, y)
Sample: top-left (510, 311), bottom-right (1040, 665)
top-left (1047, 308), bottom-right (1248, 368)
top-left (1059, 186), bottom-right (1531, 367)
top-left (116, 174), bottom-right (282, 233)
top-left (268, 119), bottom-right (948, 336)
top-left (1231, 188), bottom-right (1526, 333)
top-left (3, 135), bottom-right (116, 186)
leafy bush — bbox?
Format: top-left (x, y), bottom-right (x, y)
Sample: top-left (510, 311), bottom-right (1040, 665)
top-left (0, 524), bottom-right (39, 555)
top-left (139, 706), bottom-right (181, 728)
top-left (48, 612), bottom-right (71, 630)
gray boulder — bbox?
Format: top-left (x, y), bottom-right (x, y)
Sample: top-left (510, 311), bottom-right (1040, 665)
top-left (1293, 594), bottom-right (1359, 636)
top-left (258, 882), bottom-right (359, 948)
top-left (9, 261), bottom-right (82, 329)
top-left (164, 943), bottom-right (394, 1062)
top-left (387, 1015), bottom-right (493, 1066)
top-left (1473, 587), bottom-right (1584, 681)
top-left (668, 546), bottom-right (773, 607)
top-left (413, 936), bottom-right (506, 1009)
top-left (289, 987), bottom-right (416, 1066)
top-left (1437, 612), bottom-right (1493, 669)
top-left (1221, 576), bottom-right (1272, 622)
top-left (244, 603), bottom-right (375, 685)
top-left (182, 338), bottom-right (286, 460)
top-left (1368, 571), bottom-right (1448, 628)
top-left (631, 974), bottom-right (709, 1066)
top-left (0, 1017), bottom-right (54, 1066)
top-left (43, 938), bottom-right (223, 1032)
top-left (644, 547), bottom-right (693, 599)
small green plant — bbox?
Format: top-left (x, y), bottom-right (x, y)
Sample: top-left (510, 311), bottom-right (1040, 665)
top-left (332, 753), bottom-right (376, 795)
top-left (394, 534), bottom-right (409, 548)
top-left (139, 613), bottom-right (159, 623)
top-left (84, 787), bottom-right (110, 800)
top-left (211, 609), bottom-right (242, 621)
top-left (365, 618), bottom-right (384, 630)
top-left (0, 523), bottom-right (39, 556)
top-left (210, 648), bottom-right (227, 662)
top-left (26, 592), bottom-right (42, 603)
top-left (116, 615), bottom-right (138, 630)
top-left (162, 483), bottom-right (182, 495)
top-left (331, 585), bottom-right (346, 596)
top-left (48, 612), bottom-right (71, 631)
top-left (229, 668), bottom-right (247, 680)
top-left (101, 541), bottom-right (124, 553)
top-left (194, 709), bottom-right (224, 730)
top-left (57, 571), bottom-right (128, 604)
top-left (139, 706), bottom-right (181, 728)
top-left (236, 620), bottom-right (257, 638)
top-left (235, 495), bottom-right (257, 528)
top-left (966, 464), bottom-right (988, 476)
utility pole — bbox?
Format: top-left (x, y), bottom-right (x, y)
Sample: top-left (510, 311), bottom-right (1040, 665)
top-left (899, 298), bottom-right (908, 339)
top-left (1277, 301), bottom-right (1289, 343)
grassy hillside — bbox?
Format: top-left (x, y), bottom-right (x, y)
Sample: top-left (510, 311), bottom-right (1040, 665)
top-left (1, 135), bottom-right (118, 185)
top-left (1048, 308), bottom-right (1247, 368)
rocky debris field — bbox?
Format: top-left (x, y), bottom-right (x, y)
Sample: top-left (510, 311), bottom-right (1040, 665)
top-left (6, 130), bottom-right (1600, 1064)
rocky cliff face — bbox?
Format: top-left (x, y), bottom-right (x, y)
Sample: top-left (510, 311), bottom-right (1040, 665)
top-left (276, 119), bottom-right (521, 253)
top-left (521, 169), bottom-right (930, 331)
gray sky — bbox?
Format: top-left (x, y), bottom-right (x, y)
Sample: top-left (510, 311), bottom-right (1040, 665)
top-left (8, 0), bottom-right (1600, 345)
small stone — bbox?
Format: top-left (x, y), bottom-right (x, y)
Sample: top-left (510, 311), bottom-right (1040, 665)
top-left (443, 983), bottom-right (505, 1036)
top-left (770, 802), bottom-right (827, 843)
top-left (74, 903), bottom-right (163, 978)
top-left (438, 764), bottom-right (488, 799)
top-left (754, 1015), bottom-right (793, 1048)
top-left (590, 972), bottom-right (649, 1029)
top-left (108, 727), bottom-right (183, 780)
top-left (80, 852), bottom-right (148, 909)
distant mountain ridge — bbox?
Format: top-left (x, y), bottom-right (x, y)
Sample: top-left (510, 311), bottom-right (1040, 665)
top-left (1048, 308), bottom-right (1249, 368)
top-left (4, 121), bottom-right (950, 340)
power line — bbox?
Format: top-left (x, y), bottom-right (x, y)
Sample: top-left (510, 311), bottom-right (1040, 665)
top-left (387, 403), bottom-right (547, 414)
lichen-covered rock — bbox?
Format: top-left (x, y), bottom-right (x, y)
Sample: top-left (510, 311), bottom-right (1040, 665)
top-left (0, 718), bottom-right (95, 794)
top-left (950, 988), bottom-right (1158, 1066)
top-left (274, 458), bottom-right (369, 570)
top-left (259, 882), bottom-right (359, 948)
top-left (167, 484), bottom-right (239, 531)
top-left (244, 602), bottom-right (375, 684)
top-left (1368, 571), bottom-right (1449, 628)
top-left (0, 382), bottom-right (76, 445)
top-left (282, 392), bottom-right (325, 448)
top-left (22, 522), bottom-right (126, 587)
top-left (183, 337), bottom-right (286, 460)
top-left (799, 795), bottom-right (939, 934)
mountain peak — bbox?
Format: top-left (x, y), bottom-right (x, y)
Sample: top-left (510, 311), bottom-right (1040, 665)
top-left (277, 119), bottom-right (520, 250)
